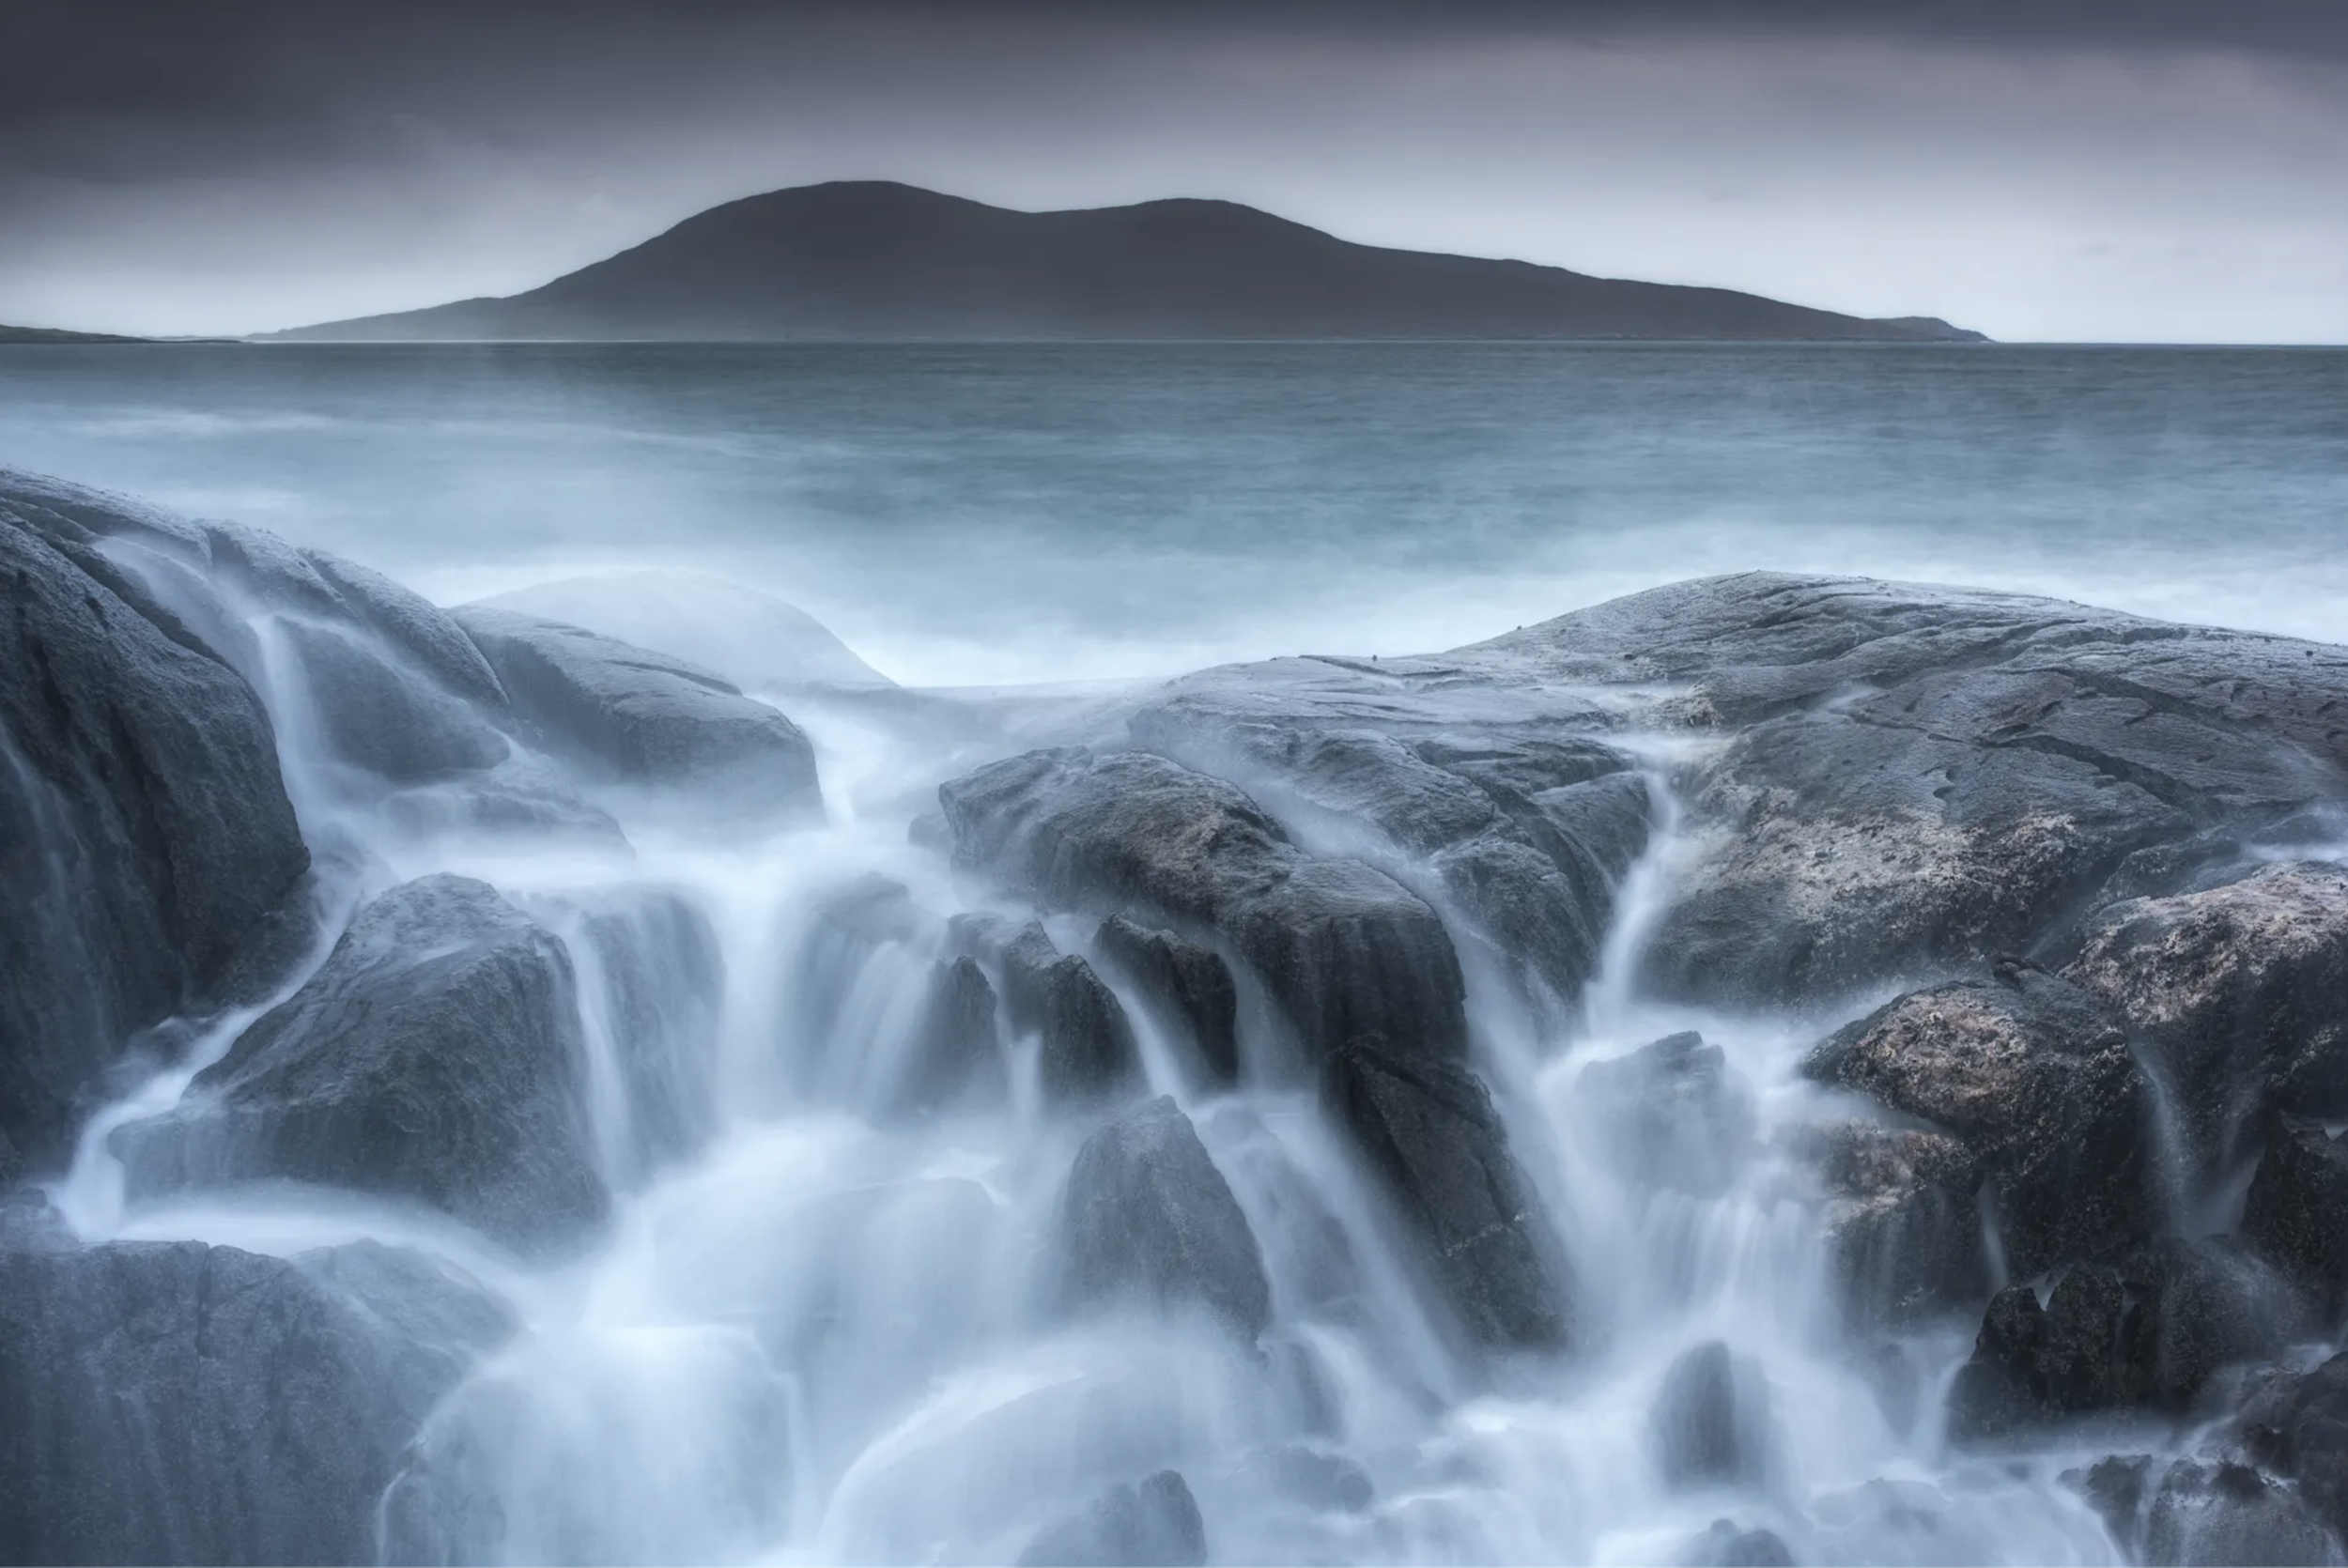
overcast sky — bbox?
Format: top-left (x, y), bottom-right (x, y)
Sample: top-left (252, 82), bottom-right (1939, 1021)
top-left (3, 0), bottom-right (2344, 342)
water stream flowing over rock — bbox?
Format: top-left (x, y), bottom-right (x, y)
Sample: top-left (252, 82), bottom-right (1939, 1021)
top-left (8, 472), bottom-right (2348, 1565)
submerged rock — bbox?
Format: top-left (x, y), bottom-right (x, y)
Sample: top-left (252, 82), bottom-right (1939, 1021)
top-left (1682, 1519), bottom-right (1796, 1567)
top-left (0, 500), bottom-right (310, 1167)
top-left (2067, 861), bottom-right (2348, 1176)
top-left (1804, 960), bottom-right (2149, 1277)
top-left (0, 1230), bottom-right (513, 1566)
top-left (2143, 1459), bottom-right (2340, 1567)
top-left (1094, 915), bottom-right (1242, 1087)
top-left (1017, 1470), bottom-right (1207, 1568)
top-left (1577, 1031), bottom-right (1756, 1196)
top-left (1321, 1035), bottom-right (1570, 1350)
top-left (114, 874), bottom-right (608, 1255)
top-left (454, 605), bottom-right (823, 822)
top-left (1060, 1095), bottom-right (1271, 1339)
top-left (278, 614), bottom-right (510, 783)
top-left (1653, 1341), bottom-right (1778, 1491)
top-left (561, 884), bottom-right (727, 1172)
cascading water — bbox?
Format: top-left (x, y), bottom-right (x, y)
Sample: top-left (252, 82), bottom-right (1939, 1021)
top-left (27, 542), bottom-right (2336, 1568)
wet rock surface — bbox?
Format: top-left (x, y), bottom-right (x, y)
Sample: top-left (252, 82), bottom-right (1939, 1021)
top-left (1812, 1121), bottom-right (1986, 1327)
top-left (1804, 960), bottom-right (2150, 1277)
top-left (940, 746), bottom-right (1470, 1068)
top-left (113, 874), bottom-right (609, 1255)
top-left (1059, 1095), bottom-right (1272, 1339)
top-left (0, 490), bottom-right (310, 1167)
top-left (1653, 1340), bottom-right (1777, 1491)
top-left (1017, 1470), bottom-right (1208, 1568)
top-left (1321, 1036), bottom-right (1570, 1349)
top-left (1093, 915), bottom-right (1242, 1086)
top-left (455, 605), bottom-right (824, 821)
top-left (0, 1225), bottom-right (514, 1566)
top-left (2244, 1115), bottom-right (2348, 1322)
top-left (2067, 861), bottom-right (2348, 1176)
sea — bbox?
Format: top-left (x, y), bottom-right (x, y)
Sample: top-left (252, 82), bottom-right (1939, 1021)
top-left (3, 341), bottom-right (2343, 684)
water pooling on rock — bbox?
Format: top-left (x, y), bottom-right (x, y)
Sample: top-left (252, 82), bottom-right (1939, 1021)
top-left (6, 469), bottom-right (2348, 1565)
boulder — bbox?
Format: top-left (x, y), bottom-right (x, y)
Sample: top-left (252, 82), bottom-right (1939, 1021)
top-left (2243, 1114), bottom-right (2348, 1319)
top-left (0, 501), bottom-right (310, 1166)
top-left (1810, 1121), bottom-right (1986, 1328)
top-left (1653, 1341), bottom-right (1777, 1491)
top-left (940, 746), bottom-right (1469, 1068)
top-left (1577, 1031), bottom-right (1755, 1196)
top-left (1059, 1095), bottom-right (1272, 1339)
top-left (0, 1230), bottom-right (513, 1566)
top-left (1803, 960), bottom-right (2149, 1277)
top-left (1321, 1035), bottom-right (1569, 1350)
top-left (276, 615), bottom-right (509, 783)
top-left (897, 955), bottom-right (1006, 1114)
top-left (1094, 915), bottom-right (1241, 1086)
top-left (1949, 1242), bottom-right (2294, 1437)
top-left (1017, 1470), bottom-right (1207, 1568)
top-left (1039, 953), bottom-right (1147, 1109)
top-left (453, 605), bottom-right (823, 822)
top-left (1682, 1519), bottom-right (1796, 1567)
top-left (2067, 862), bottom-right (2348, 1176)
top-left (113, 874), bottom-right (609, 1255)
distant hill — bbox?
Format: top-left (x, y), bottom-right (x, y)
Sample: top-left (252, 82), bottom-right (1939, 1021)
top-left (0, 324), bottom-right (147, 344)
top-left (270, 182), bottom-right (1985, 344)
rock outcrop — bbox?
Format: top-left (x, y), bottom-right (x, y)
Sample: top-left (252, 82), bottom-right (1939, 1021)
top-left (0, 489), bottom-right (310, 1167)
top-left (1811, 1121), bottom-right (1987, 1328)
top-left (0, 1227), bottom-right (514, 1566)
top-left (2243, 1114), bottom-right (2348, 1320)
top-left (454, 605), bottom-right (824, 822)
top-left (1059, 1095), bottom-right (1272, 1339)
top-left (114, 875), bottom-right (608, 1254)
top-left (1804, 960), bottom-right (2150, 1277)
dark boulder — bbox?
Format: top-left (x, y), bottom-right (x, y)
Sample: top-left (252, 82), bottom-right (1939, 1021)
top-left (897, 955), bottom-right (1006, 1114)
top-left (1094, 915), bottom-right (1241, 1087)
top-left (1950, 1243), bottom-right (2295, 1437)
top-left (0, 505), bottom-right (310, 1167)
top-left (1040, 953), bottom-right (1147, 1109)
top-left (1682, 1519), bottom-right (1796, 1567)
top-left (1809, 1121), bottom-right (1986, 1328)
top-left (2068, 862), bottom-right (2348, 1177)
top-left (0, 1230), bottom-right (513, 1566)
top-left (994, 919), bottom-right (1061, 1037)
top-left (1059, 1095), bottom-right (1271, 1339)
top-left (1577, 1031), bottom-right (1755, 1196)
top-left (1653, 1341), bottom-right (1777, 1491)
top-left (939, 746), bottom-right (1468, 1069)
top-left (454, 605), bottom-right (823, 822)
top-left (114, 874), bottom-right (608, 1255)
top-left (2243, 1114), bottom-right (2348, 1320)
top-left (1017, 1470), bottom-right (1207, 1568)
top-left (1803, 960), bottom-right (2149, 1277)
top-left (1321, 1036), bottom-right (1570, 1350)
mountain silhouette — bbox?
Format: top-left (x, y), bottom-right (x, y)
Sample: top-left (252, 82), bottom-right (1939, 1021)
top-left (270, 181), bottom-right (1985, 343)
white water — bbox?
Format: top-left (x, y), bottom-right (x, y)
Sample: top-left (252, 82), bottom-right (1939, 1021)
top-left (39, 574), bottom-right (2187, 1567)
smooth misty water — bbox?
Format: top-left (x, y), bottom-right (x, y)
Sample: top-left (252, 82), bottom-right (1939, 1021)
top-left (3, 342), bottom-right (2345, 683)
top-left (12, 344), bottom-right (2348, 1564)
